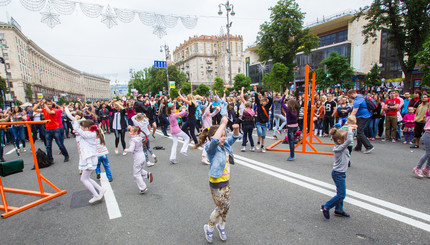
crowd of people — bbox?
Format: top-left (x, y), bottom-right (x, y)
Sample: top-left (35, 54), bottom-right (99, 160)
top-left (1, 86), bottom-right (430, 243)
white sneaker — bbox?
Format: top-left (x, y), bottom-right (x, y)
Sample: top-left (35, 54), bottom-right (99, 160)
top-left (261, 147), bottom-right (266, 153)
top-left (201, 159), bottom-right (210, 165)
top-left (403, 141), bottom-right (407, 144)
top-left (147, 161), bottom-right (154, 167)
top-left (115, 148), bottom-right (119, 154)
top-left (122, 151), bottom-right (127, 155)
top-left (250, 147), bottom-right (256, 152)
top-left (152, 154), bottom-right (158, 163)
top-left (88, 196), bottom-right (98, 204)
top-left (241, 146), bottom-right (246, 152)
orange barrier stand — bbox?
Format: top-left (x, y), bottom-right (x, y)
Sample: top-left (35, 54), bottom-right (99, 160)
top-left (266, 64), bottom-right (334, 155)
top-left (0, 120), bottom-right (67, 218)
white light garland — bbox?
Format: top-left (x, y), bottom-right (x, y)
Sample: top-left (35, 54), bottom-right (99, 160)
top-left (12, 0), bottom-right (198, 38)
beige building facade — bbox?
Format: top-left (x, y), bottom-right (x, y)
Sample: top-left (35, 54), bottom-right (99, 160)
top-left (173, 34), bottom-right (244, 88)
top-left (0, 23), bottom-right (111, 103)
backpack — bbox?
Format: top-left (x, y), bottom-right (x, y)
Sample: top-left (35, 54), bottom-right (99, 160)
top-left (33, 148), bottom-right (53, 169)
top-left (364, 96), bottom-right (377, 113)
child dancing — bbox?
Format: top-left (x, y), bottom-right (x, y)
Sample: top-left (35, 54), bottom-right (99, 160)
top-left (203, 117), bottom-right (242, 243)
top-left (125, 126), bottom-right (153, 194)
top-left (95, 129), bottom-right (113, 182)
top-left (72, 117), bottom-right (106, 204)
top-left (167, 105), bottom-right (190, 164)
top-left (321, 124), bottom-right (357, 219)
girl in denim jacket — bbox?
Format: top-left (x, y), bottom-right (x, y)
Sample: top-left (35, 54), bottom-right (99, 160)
top-left (202, 116), bottom-right (241, 243)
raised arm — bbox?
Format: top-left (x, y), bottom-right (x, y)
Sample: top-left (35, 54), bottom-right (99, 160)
top-left (179, 89), bottom-right (192, 105)
top-left (32, 99), bottom-right (44, 113)
top-left (240, 87), bottom-right (246, 104)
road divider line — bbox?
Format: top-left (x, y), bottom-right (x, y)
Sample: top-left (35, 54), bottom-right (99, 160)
top-left (235, 159), bottom-right (430, 233)
top-left (100, 173), bottom-right (122, 220)
top-left (234, 154), bottom-right (430, 223)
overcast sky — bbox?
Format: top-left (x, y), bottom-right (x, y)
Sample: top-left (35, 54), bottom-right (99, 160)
top-left (0, 0), bottom-right (373, 85)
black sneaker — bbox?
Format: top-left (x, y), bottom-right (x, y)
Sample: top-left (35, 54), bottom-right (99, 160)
top-left (64, 156), bottom-right (69, 162)
top-left (109, 178), bottom-right (113, 182)
top-left (97, 173), bottom-right (101, 179)
top-left (321, 205), bottom-right (330, 219)
top-left (334, 211), bottom-right (350, 217)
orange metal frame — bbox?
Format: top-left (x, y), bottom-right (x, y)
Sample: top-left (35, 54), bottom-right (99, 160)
top-left (267, 65), bottom-right (334, 155)
top-left (0, 120), bottom-right (67, 218)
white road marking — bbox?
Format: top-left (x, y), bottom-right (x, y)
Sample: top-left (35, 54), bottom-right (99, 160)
top-left (5, 148), bottom-right (16, 155)
top-left (156, 129), bottom-right (430, 232)
top-left (235, 159), bottom-right (430, 233)
top-left (100, 172), bottom-right (122, 220)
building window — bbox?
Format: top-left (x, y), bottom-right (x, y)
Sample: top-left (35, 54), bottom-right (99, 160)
top-left (6, 72), bottom-right (11, 79)
top-left (6, 63), bottom-right (10, 69)
top-left (3, 53), bottom-right (8, 60)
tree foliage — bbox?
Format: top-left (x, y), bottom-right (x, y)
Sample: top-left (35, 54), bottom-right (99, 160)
top-left (233, 74), bottom-right (252, 92)
top-left (415, 39), bottom-right (430, 86)
top-left (354, 0), bottom-right (430, 91)
top-left (365, 63), bottom-right (383, 87)
top-left (256, 0), bottom-right (319, 83)
top-left (212, 77), bottom-right (225, 96)
top-left (129, 65), bottom-right (187, 96)
top-left (181, 82), bottom-right (191, 95)
top-left (0, 76), bottom-right (8, 108)
top-left (262, 62), bottom-right (289, 92)
top-left (170, 88), bottom-right (179, 100)
top-left (195, 83), bottom-right (210, 97)
top-left (315, 51), bottom-right (355, 90)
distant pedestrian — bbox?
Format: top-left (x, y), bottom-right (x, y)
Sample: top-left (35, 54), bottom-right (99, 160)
top-left (203, 117), bottom-right (241, 243)
top-left (321, 124), bottom-right (357, 219)
top-left (72, 117), bottom-right (106, 204)
top-left (125, 126), bottom-right (153, 194)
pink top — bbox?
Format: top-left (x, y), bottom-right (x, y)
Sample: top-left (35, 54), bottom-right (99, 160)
top-left (126, 108), bottom-right (135, 119)
top-left (403, 113), bottom-right (415, 128)
top-left (202, 108), bottom-right (219, 129)
top-left (425, 109), bottom-right (430, 131)
top-left (55, 109), bottom-right (63, 128)
top-left (169, 110), bottom-right (188, 135)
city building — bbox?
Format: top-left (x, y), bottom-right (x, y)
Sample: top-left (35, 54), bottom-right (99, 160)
top-left (244, 10), bottom-right (405, 93)
top-left (173, 34), bottom-right (244, 88)
top-left (0, 20), bottom-right (111, 103)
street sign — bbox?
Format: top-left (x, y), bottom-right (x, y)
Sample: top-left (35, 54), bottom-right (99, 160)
top-left (154, 60), bottom-right (167, 68)
top-left (37, 93), bottom-right (43, 99)
top-left (169, 81), bottom-right (175, 88)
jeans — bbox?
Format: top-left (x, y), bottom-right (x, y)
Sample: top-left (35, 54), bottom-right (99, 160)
top-left (368, 117), bottom-right (380, 139)
top-left (0, 129), bottom-right (4, 159)
top-left (127, 117), bottom-right (134, 126)
top-left (287, 126), bottom-right (298, 158)
top-left (96, 154), bottom-right (112, 180)
top-left (355, 117), bottom-right (373, 151)
top-left (416, 132), bottom-right (430, 169)
top-left (273, 114), bottom-right (287, 136)
top-left (242, 124), bottom-right (254, 147)
top-left (182, 119), bottom-right (198, 144)
top-left (159, 114), bottom-right (170, 135)
top-left (338, 117), bottom-right (347, 126)
top-left (62, 117), bottom-right (69, 138)
top-left (10, 126), bottom-right (26, 149)
top-left (324, 170), bottom-right (346, 212)
top-left (256, 122), bottom-right (266, 139)
top-left (45, 127), bottom-right (69, 161)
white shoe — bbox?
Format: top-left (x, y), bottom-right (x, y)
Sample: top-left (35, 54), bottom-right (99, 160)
top-left (152, 154), bottom-right (158, 163)
top-left (122, 151), bottom-right (127, 155)
top-left (201, 159), bottom-right (210, 165)
top-left (261, 147), bottom-right (266, 153)
top-left (88, 196), bottom-right (98, 204)
top-left (147, 161), bottom-right (154, 167)
top-left (115, 148), bottom-right (119, 154)
top-left (250, 147), bottom-right (256, 152)
top-left (403, 141), bottom-right (407, 144)
top-left (241, 146), bottom-right (246, 152)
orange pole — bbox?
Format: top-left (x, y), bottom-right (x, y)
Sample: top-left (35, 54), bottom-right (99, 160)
top-left (3, 187), bottom-right (51, 196)
top-left (302, 65), bottom-right (309, 152)
top-left (0, 177), bottom-right (9, 212)
top-left (310, 72), bottom-right (316, 143)
top-left (26, 124), bottom-right (44, 194)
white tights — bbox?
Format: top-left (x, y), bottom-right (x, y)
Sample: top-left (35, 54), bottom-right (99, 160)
top-left (80, 169), bottom-right (103, 197)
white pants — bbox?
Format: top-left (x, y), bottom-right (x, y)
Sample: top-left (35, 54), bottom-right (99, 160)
top-left (170, 131), bottom-right (190, 161)
top-left (133, 152), bottom-right (148, 191)
top-left (80, 169), bottom-right (103, 197)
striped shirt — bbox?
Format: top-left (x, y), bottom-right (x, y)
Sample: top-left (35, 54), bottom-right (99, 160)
top-left (96, 138), bottom-right (109, 156)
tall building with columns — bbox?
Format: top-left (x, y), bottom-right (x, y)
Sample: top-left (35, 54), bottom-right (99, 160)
top-left (173, 34), bottom-right (244, 88)
top-left (0, 22), bottom-right (111, 103)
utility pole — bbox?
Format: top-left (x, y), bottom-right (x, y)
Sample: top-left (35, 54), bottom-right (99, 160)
top-left (160, 44), bottom-right (170, 94)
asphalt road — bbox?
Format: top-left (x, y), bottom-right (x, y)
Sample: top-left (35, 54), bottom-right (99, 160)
top-left (0, 129), bottom-right (429, 245)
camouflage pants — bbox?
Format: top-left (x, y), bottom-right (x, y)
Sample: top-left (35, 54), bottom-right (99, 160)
top-left (209, 184), bottom-right (231, 228)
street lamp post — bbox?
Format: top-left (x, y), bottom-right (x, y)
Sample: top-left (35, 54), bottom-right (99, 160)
top-left (160, 44), bottom-right (170, 94)
top-left (218, 1), bottom-right (235, 87)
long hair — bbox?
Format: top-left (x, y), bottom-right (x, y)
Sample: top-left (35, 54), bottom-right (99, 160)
top-left (96, 128), bottom-right (106, 145)
top-left (287, 99), bottom-right (300, 115)
top-left (187, 94), bottom-right (197, 106)
top-left (193, 125), bottom-right (220, 149)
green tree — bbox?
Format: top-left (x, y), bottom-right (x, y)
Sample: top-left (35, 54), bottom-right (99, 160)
top-left (181, 82), bottom-right (191, 95)
top-left (316, 51), bottom-right (355, 89)
top-left (233, 74), bottom-right (252, 92)
top-left (0, 76), bottom-right (8, 108)
top-left (354, 0), bottom-right (430, 91)
top-left (195, 84), bottom-right (210, 97)
top-left (212, 77), bottom-right (225, 96)
top-left (365, 63), bottom-right (383, 88)
top-left (25, 84), bottom-right (33, 102)
top-left (415, 39), bottom-right (430, 86)
top-left (256, 0), bottom-right (319, 83)
top-left (170, 88), bottom-right (179, 100)
top-left (315, 67), bottom-right (330, 90)
top-left (262, 62), bottom-right (289, 92)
